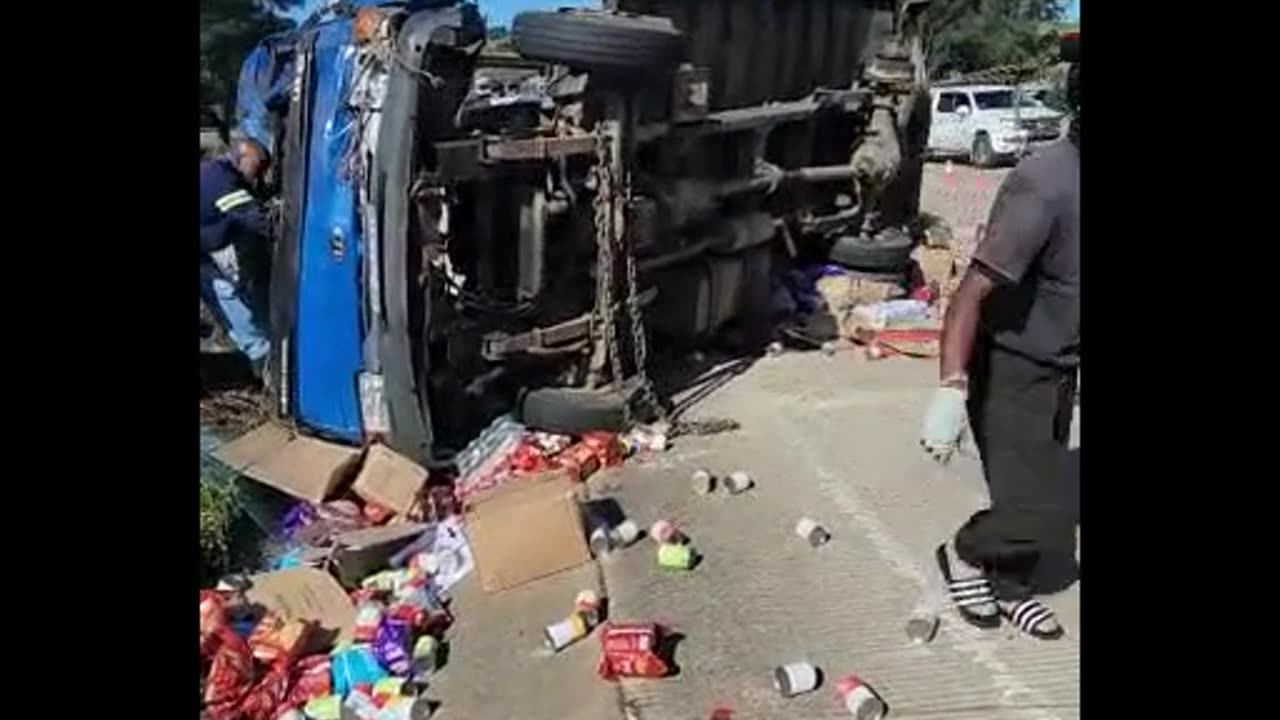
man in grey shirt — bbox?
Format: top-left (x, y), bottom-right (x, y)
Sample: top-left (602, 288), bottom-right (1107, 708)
top-left (920, 36), bottom-right (1080, 640)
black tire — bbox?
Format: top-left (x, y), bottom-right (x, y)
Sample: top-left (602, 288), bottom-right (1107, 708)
top-left (517, 385), bottom-right (634, 434)
top-left (970, 132), bottom-right (995, 168)
top-left (828, 231), bottom-right (915, 272)
top-left (512, 10), bottom-right (685, 75)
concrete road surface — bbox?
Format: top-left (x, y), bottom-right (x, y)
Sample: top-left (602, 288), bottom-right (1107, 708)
top-left (431, 351), bottom-right (1080, 720)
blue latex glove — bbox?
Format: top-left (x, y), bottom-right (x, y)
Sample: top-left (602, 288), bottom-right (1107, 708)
top-left (920, 386), bottom-right (968, 463)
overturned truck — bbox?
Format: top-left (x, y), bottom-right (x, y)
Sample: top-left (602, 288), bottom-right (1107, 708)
top-left (241, 0), bottom-right (933, 463)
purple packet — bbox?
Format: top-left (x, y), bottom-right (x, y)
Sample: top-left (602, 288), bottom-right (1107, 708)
top-left (373, 618), bottom-right (413, 676)
top-left (280, 503), bottom-right (318, 540)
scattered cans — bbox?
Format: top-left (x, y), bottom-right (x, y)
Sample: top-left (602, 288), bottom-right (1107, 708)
top-left (905, 613), bottom-right (939, 644)
top-left (545, 611), bottom-right (591, 652)
top-left (724, 471), bottom-right (754, 495)
top-left (410, 635), bottom-right (438, 680)
top-left (774, 661), bottom-right (820, 698)
top-left (575, 589), bottom-right (604, 626)
top-left (657, 542), bottom-right (696, 570)
top-left (691, 469), bottom-right (716, 495)
top-left (589, 526), bottom-right (613, 557)
top-left (649, 519), bottom-right (683, 545)
top-left (834, 675), bottom-right (886, 720)
top-left (794, 518), bottom-right (831, 547)
top-left (609, 519), bottom-right (641, 548)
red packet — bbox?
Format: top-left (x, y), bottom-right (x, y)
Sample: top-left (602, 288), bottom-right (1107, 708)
top-left (581, 432), bottom-right (623, 467)
top-left (285, 655), bottom-right (332, 707)
top-left (204, 627), bottom-right (255, 706)
top-left (237, 660), bottom-right (292, 720)
top-left (554, 442), bottom-right (601, 483)
top-left (247, 613), bottom-right (312, 664)
top-left (597, 623), bottom-right (670, 680)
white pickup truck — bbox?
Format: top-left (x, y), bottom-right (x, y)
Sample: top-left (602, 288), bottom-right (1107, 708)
top-left (926, 84), bottom-right (1064, 167)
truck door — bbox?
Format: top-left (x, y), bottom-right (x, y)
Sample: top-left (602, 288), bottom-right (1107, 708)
top-left (931, 91), bottom-right (972, 154)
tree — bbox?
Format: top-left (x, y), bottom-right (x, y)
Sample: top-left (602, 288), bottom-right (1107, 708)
top-left (200, 0), bottom-right (301, 128)
top-left (921, 0), bottom-right (1066, 79)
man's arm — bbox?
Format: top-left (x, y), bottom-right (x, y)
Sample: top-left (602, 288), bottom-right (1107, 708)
top-left (941, 163), bottom-right (1055, 382)
top-left (215, 188), bottom-right (274, 240)
top-left (939, 266), bottom-right (998, 384)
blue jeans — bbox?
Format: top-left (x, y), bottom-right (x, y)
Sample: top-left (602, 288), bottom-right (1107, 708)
top-left (200, 259), bottom-right (270, 363)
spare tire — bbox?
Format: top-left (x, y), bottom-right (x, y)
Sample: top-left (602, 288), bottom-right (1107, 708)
top-left (512, 10), bottom-right (685, 75)
top-left (516, 383), bottom-right (636, 434)
top-left (828, 230), bottom-right (915, 272)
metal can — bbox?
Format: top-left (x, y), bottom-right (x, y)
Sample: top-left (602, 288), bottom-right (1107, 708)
top-left (724, 471), bottom-right (754, 494)
top-left (649, 519), bottom-right (682, 545)
top-left (609, 519), bottom-right (641, 548)
top-left (657, 542), bottom-right (696, 570)
top-left (774, 661), bottom-right (820, 698)
top-left (795, 517), bottom-right (831, 547)
top-left (834, 675), bottom-right (886, 720)
top-left (691, 469), bottom-right (716, 495)
top-left (545, 611), bottom-right (591, 652)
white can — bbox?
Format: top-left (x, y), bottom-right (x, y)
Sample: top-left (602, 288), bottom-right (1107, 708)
top-left (835, 675), bottom-right (886, 720)
top-left (691, 469), bottom-right (716, 495)
top-left (725, 471), bottom-right (754, 494)
top-left (609, 519), bottom-right (641, 547)
top-left (589, 526), bottom-right (613, 557)
top-left (773, 661), bottom-right (820, 698)
top-left (795, 517), bottom-right (831, 547)
top-left (544, 612), bottom-right (590, 652)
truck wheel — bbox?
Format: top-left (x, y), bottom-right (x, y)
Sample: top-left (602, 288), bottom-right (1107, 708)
top-left (828, 229), bottom-right (915, 272)
top-left (512, 10), bottom-right (684, 75)
top-left (516, 384), bottom-right (634, 434)
top-left (970, 132), bottom-right (995, 168)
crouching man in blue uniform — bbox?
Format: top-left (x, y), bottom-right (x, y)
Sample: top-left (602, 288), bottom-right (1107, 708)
top-left (200, 137), bottom-right (273, 379)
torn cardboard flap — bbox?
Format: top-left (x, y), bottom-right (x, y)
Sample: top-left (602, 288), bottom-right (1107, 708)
top-left (465, 469), bottom-right (590, 593)
top-left (306, 522), bottom-right (433, 588)
top-left (352, 444), bottom-right (428, 515)
top-left (243, 567), bottom-right (355, 653)
top-left (213, 422), bottom-right (362, 504)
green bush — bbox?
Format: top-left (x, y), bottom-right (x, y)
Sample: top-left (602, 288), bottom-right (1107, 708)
top-left (200, 469), bottom-right (239, 582)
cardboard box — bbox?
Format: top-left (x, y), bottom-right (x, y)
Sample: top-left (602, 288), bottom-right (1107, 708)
top-left (352, 444), bottom-right (428, 515)
top-left (243, 567), bottom-right (355, 653)
top-left (326, 522), bottom-right (432, 588)
top-left (465, 469), bottom-right (590, 593)
top-left (213, 423), bottom-right (362, 504)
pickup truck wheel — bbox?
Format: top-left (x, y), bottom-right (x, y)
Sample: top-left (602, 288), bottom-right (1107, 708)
top-left (828, 229), bottom-right (915, 272)
top-left (516, 384), bottom-right (634, 434)
top-left (970, 132), bottom-right (995, 168)
top-left (512, 10), bottom-right (685, 75)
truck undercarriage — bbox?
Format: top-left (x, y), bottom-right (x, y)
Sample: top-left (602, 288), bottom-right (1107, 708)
top-left (250, 0), bottom-right (933, 464)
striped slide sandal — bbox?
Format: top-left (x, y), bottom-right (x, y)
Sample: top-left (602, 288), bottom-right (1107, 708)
top-left (934, 543), bottom-right (1000, 630)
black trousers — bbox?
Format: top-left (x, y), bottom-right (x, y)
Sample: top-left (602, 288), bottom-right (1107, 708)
top-left (954, 344), bottom-right (1078, 600)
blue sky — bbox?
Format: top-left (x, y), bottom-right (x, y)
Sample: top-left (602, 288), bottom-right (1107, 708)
top-left (292, 1), bottom-right (1076, 28)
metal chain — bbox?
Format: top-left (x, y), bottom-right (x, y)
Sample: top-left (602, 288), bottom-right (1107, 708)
top-left (617, 160), bottom-right (665, 424)
top-left (594, 121), bottom-right (739, 436)
top-left (591, 130), bottom-right (626, 414)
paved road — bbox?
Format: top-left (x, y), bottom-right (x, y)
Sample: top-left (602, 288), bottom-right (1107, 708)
top-left (432, 351), bottom-right (1080, 720)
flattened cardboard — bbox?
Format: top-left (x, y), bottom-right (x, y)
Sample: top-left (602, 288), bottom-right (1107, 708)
top-left (352, 444), bottom-right (428, 515)
top-left (243, 567), bottom-right (355, 653)
top-left (464, 469), bottom-right (590, 593)
top-left (213, 422), bottom-right (361, 503)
